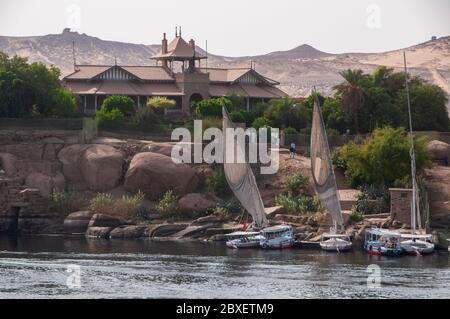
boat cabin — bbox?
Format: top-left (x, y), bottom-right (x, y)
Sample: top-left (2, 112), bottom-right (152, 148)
top-left (261, 225), bottom-right (293, 239)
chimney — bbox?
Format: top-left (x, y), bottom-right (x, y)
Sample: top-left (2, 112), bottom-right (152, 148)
top-left (162, 33), bottom-right (168, 54)
top-left (189, 39), bottom-right (195, 50)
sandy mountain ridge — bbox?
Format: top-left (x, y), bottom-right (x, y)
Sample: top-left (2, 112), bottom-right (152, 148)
top-left (0, 29), bottom-right (449, 107)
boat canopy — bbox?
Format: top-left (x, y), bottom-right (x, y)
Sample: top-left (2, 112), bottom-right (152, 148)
top-left (225, 231), bottom-right (260, 237)
top-left (261, 225), bottom-right (292, 234)
top-left (367, 228), bottom-right (401, 238)
top-left (400, 234), bottom-right (433, 240)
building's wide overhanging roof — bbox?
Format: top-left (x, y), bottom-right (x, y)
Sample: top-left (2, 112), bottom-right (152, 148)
top-left (209, 83), bottom-right (287, 99)
top-left (64, 80), bottom-right (183, 96)
top-left (64, 65), bottom-right (174, 81)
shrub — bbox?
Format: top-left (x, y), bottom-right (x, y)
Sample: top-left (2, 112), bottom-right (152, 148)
top-left (95, 106), bottom-right (124, 130)
top-left (101, 95), bottom-right (135, 115)
top-left (339, 127), bottom-right (430, 187)
top-left (275, 194), bottom-right (322, 214)
top-left (47, 88), bottom-right (78, 118)
top-left (206, 167), bottom-right (230, 197)
top-left (112, 191), bottom-right (145, 219)
top-left (283, 127), bottom-right (298, 135)
top-left (89, 192), bottom-right (145, 219)
top-left (229, 110), bottom-right (246, 123)
top-left (212, 206), bottom-right (231, 222)
top-left (147, 96), bottom-right (176, 109)
top-left (49, 191), bottom-right (82, 216)
top-left (195, 97), bottom-right (232, 117)
top-left (89, 193), bottom-right (114, 215)
top-left (252, 116), bottom-right (271, 129)
top-left (283, 172), bottom-right (308, 195)
top-left (155, 190), bottom-right (179, 218)
top-left (349, 206), bottom-right (364, 223)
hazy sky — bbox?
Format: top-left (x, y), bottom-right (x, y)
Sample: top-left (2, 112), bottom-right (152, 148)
top-left (0, 0), bottom-right (449, 56)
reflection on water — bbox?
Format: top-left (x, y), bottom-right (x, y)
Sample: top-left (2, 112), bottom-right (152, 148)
top-left (0, 235), bottom-right (449, 299)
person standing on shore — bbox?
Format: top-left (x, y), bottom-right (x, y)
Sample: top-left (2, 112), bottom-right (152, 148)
top-left (289, 142), bottom-right (296, 159)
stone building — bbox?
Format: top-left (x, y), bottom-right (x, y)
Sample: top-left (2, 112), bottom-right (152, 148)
top-left (63, 31), bottom-right (287, 114)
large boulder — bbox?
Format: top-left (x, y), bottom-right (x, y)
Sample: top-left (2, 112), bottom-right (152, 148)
top-left (178, 193), bottom-right (217, 213)
top-left (140, 142), bottom-right (174, 157)
top-left (427, 140), bottom-right (450, 162)
top-left (80, 144), bottom-right (124, 191)
top-left (57, 144), bottom-right (91, 182)
top-left (0, 153), bottom-right (17, 176)
top-left (64, 211), bottom-right (94, 234)
top-left (25, 172), bottom-right (65, 197)
top-left (88, 214), bottom-right (125, 228)
top-left (148, 223), bottom-right (189, 237)
top-left (85, 227), bottom-right (113, 238)
top-left (424, 166), bottom-right (450, 228)
top-left (124, 152), bottom-right (199, 199)
top-left (110, 225), bottom-right (147, 239)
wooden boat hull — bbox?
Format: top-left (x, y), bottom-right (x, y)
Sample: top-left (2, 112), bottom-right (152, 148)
top-left (364, 242), bottom-right (404, 256)
top-left (260, 238), bottom-right (293, 250)
top-left (320, 241), bottom-right (353, 252)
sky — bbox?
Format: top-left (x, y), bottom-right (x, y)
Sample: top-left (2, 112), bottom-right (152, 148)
top-left (0, 0), bottom-right (449, 56)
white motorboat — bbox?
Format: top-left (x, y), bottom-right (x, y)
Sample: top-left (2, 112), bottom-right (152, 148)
top-left (225, 231), bottom-right (264, 249)
top-left (400, 234), bottom-right (435, 255)
top-left (260, 225), bottom-right (294, 249)
top-left (320, 233), bottom-right (352, 252)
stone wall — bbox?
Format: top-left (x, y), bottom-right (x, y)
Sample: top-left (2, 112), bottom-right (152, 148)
top-left (389, 188), bottom-right (412, 226)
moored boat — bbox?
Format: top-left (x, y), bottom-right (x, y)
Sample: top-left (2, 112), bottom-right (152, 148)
top-left (400, 234), bottom-right (435, 255)
top-left (260, 225), bottom-right (294, 249)
top-left (225, 231), bottom-right (264, 249)
top-left (364, 228), bottom-right (404, 256)
top-left (320, 233), bottom-right (352, 252)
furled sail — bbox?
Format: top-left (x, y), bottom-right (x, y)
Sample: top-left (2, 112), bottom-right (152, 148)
top-left (310, 97), bottom-right (344, 227)
top-left (222, 106), bottom-right (268, 228)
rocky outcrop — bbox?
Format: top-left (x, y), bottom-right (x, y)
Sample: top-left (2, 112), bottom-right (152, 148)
top-left (80, 144), bottom-right (124, 191)
top-left (88, 213), bottom-right (125, 228)
top-left (0, 153), bottom-right (17, 176)
top-left (124, 152), bottom-right (199, 199)
top-left (264, 206), bottom-right (285, 219)
top-left (191, 215), bottom-right (221, 225)
top-left (140, 142), bottom-right (174, 157)
top-left (85, 226), bottom-right (113, 238)
top-left (57, 144), bottom-right (91, 183)
top-left (178, 193), bottom-right (217, 213)
top-left (424, 166), bottom-right (450, 228)
top-left (63, 211), bottom-right (94, 234)
top-left (427, 140), bottom-right (450, 163)
top-left (25, 172), bottom-right (65, 197)
top-left (148, 223), bottom-right (189, 237)
top-left (110, 225), bottom-right (147, 239)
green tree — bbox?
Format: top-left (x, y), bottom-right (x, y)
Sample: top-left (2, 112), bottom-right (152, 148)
top-left (395, 82), bottom-right (449, 131)
top-left (333, 69), bottom-right (370, 133)
top-left (339, 126), bottom-right (430, 187)
top-left (46, 87), bottom-right (78, 118)
top-left (101, 95), bottom-right (135, 115)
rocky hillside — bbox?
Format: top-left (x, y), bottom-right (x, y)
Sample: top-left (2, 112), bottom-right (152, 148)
top-left (1, 29), bottom-right (449, 106)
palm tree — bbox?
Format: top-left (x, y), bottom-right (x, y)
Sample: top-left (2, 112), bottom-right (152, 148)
top-left (333, 69), bottom-right (369, 133)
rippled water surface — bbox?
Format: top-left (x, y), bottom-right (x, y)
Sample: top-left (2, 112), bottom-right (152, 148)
top-left (0, 235), bottom-right (449, 299)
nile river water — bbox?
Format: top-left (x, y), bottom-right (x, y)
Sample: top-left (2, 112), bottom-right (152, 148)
top-left (0, 235), bottom-right (449, 299)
